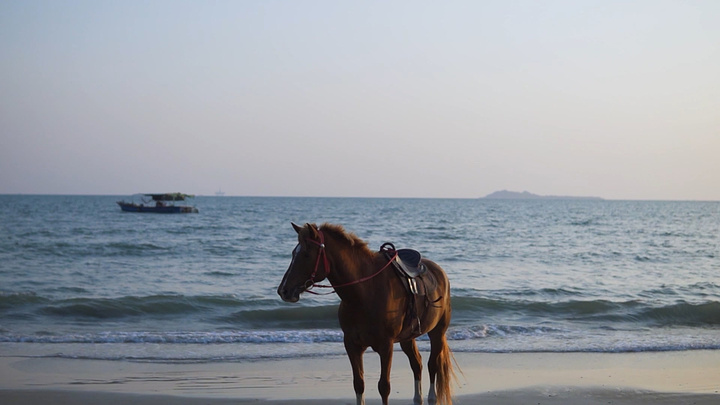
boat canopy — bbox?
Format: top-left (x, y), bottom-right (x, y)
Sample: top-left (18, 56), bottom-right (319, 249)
top-left (145, 193), bottom-right (195, 201)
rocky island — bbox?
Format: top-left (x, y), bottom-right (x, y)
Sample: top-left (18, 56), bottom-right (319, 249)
top-left (483, 190), bottom-right (604, 200)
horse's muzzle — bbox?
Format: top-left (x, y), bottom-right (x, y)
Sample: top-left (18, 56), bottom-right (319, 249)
top-left (278, 285), bottom-right (301, 303)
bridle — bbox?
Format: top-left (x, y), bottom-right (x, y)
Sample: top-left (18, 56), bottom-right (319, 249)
top-left (302, 229), bottom-right (398, 295)
top-left (303, 230), bottom-right (331, 291)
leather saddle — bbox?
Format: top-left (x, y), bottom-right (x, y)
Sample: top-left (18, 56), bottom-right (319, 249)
top-left (380, 242), bottom-right (437, 339)
top-left (380, 243), bottom-right (428, 295)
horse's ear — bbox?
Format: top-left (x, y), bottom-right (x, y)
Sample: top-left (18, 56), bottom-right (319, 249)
top-left (306, 223), bottom-right (319, 239)
top-left (291, 222), bottom-right (303, 234)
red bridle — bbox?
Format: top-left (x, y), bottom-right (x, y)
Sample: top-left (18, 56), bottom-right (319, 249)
top-left (303, 229), bottom-right (398, 295)
top-left (304, 230), bottom-right (331, 290)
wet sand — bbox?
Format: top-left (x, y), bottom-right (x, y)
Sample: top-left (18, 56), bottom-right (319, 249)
top-left (1, 350), bottom-right (719, 404)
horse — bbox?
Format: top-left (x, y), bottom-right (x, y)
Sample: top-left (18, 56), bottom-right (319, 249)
top-left (277, 222), bottom-right (456, 405)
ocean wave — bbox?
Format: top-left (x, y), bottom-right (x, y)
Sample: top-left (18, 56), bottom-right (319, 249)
top-left (3, 327), bottom-right (720, 361)
top-left (22, 343), bottom-right (720, 364)
top-left (642, 301), bottom-right (720, 326)
top-left (446, 324), bottom-right (563, 340)
top-left (205, 270), bottom-right (237, 277)
top-left (0, 330), bottom-right (344, 344)
top-left (4, 291), bottom-right (720, 328)
top-left (2, 292), bottom-right (315, 320)
top-left (451, 296), bottom-right (720, 327)
top-left (218, 304), bottom-right (339, 329)
top-left (0, 292), bottom-right (50, 309)
top-left (0, 324), bottom-right (568, 345)
top-left (15, 294), bottom-right (277, 319)
top-left (451, 295), bottom-right (641, 316)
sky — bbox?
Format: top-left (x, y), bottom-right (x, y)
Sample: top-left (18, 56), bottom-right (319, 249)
top-left (1, 0), bottom-right (718, 200)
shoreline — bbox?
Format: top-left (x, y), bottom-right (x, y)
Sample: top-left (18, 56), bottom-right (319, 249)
top-left (1, 388), bottom-right (719, 405)
top-left (2, 350), bottom-right (719, 404)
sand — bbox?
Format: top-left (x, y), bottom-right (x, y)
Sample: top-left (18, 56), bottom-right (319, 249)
top-left (1, 350), bottom-right (719, 404)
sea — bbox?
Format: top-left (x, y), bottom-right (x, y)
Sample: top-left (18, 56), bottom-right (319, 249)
top-left (1, 195), bottom-right (719, 364)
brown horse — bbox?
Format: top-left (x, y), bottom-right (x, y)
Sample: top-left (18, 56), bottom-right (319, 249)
top-left (277, 223), bottom-right (456, 405)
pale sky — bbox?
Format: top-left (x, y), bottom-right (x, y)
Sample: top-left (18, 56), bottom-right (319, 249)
top-left (1, 0), bottom-right (718, 200)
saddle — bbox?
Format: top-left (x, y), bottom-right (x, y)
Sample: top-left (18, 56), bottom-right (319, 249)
top-left (381, 242), bottom-right (426, 277)
top-left (380, 243), bottom-right (438, 339)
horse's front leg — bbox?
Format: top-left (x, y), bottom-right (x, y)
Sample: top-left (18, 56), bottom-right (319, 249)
top-left (345, 340), bottom-right (366, 405)
top-left (374, 342), bottom-right (394, 405)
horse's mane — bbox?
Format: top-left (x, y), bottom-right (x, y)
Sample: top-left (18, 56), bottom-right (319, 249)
top-left (319, 223), bottom-right (373, 255)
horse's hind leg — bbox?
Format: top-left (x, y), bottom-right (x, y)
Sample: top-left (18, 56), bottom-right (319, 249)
top-left (427, 329), bottom-right (443, 405)
top-left (427, 333), bottom-right (439, 405)
top-left (428, 318), bottom-right (456, 405)
top-left (345, 341), bottom-right (366, 405)
top-left (401, 339), bottom-right (424, 405)
top-left (427, 315), bottom-right (452, 405)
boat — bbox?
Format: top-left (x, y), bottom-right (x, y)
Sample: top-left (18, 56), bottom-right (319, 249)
top-left (117, 193), bottom-right (199, 213)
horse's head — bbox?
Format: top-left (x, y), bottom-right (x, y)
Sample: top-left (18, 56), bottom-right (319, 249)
top-left (277, 222), bottom-right (329, 303)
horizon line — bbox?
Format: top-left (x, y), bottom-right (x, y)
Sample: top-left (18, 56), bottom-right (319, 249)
top-left (1, 193), bottom-right (719, 202)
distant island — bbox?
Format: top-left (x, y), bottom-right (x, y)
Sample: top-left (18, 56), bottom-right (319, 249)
top-left (482, 190), bottom-right (604, 201)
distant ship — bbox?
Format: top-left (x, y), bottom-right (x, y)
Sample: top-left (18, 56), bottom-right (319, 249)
top-left (117, 193), bottom-right (199, 213)
top-left (215, 189), bottom-right (226, 197)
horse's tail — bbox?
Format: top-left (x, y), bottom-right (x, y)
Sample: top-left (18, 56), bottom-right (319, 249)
top-left (435, 335), bottom-right (458, 405)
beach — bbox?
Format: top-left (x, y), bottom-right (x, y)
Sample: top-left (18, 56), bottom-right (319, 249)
top-left (2, 350), bottom-right (718, 404)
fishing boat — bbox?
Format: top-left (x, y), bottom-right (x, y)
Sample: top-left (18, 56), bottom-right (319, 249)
top-left (117, 193), bottom-right (199, 213)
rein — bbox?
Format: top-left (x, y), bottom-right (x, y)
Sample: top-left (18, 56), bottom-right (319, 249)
top-left (304, 230), bottom-right (398, 295)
